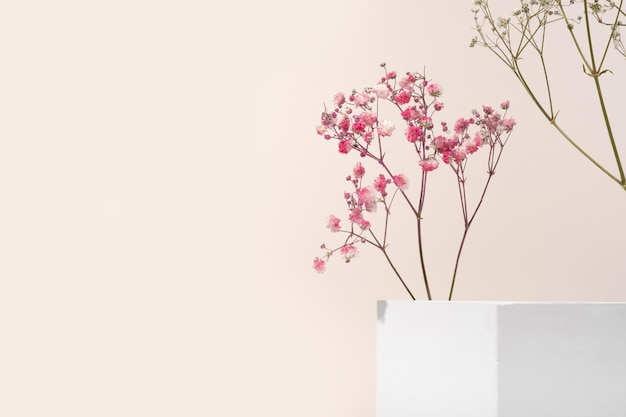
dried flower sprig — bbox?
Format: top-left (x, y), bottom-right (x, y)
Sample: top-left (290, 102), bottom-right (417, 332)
top-left (313, 65), bottom-right (516, 300)
top-left (472, 0), bottom-right (626, 190)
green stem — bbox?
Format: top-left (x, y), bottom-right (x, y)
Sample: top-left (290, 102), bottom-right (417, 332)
top-left (581, 1), bottom-right (626, 184)
top-left (551, 116), bottom-right (621, 183)
top-left (512, 62), bottom-right (622, 186)
top-left (592, 75), bottom-right (625, 184)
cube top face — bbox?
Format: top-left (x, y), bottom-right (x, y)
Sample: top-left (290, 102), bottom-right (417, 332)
top-left (376, 301), bottom-right (626, 417)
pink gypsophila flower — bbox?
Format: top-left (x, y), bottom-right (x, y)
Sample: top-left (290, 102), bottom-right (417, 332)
top-left (393, 174), bottom-right (409, 191)
top-left (353, 162), bottom-right (365, 179)
top-left (464, 133), bottom-right (483, 154)
top-left (405, 125), bottom-right (423, 143)
top-left (348, 209), bottom-right (363, 224)
top-left (358, 218), bottom-right (371, 230)
top-left (394, 90), bottom-right (411, 105)
top-left (454, 118), bottom-right (471, 134)
top-left (340, 244), bottom-right (358, 262)
top-left (313, 257), bottom-right (327, 273)
top-left (451, 147), bottom-right (467, 163)
top-left (419, 158), bottom-right (439, 172)
top-left (401, 106), bottom-right (420, 121)
top-left (419, 116), bottom-right (433, 129)
top-left (426, 83), bottom-right (443, 97)
top-left (326, 214), bottom-right (341, 232)
top-left (484, 114), bottom-right (500, 133)
top-left (353, 93), bottom-right (371, 106)
top-left (500, 100), bottom-right (510, 110)
top-left (373, 174), bottom-right (389, 195)
top-left (359, 111), bottom-right (377, 127)
top-left (502, 117), bottom-right (516, 132)
top-left (338, 140), bottom-right (352, 154)
top-left (337, 114), bottom-right (350, 132)
top-left (352, 119), bottom-right (366, 133)
top-left (356, 186), bottom-right (377, 212)
top-left (333, 92), bottom-right (346, 107)
top-left (399, 74), bottom-right (416, 89)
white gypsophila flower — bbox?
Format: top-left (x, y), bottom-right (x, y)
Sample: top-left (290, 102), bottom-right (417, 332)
top-left (373, 83), bottom-right (391, 99)
top-left (378, 119), bottom-right (396, 136)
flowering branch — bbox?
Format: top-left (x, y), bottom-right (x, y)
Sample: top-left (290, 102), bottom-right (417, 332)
top-left (312, 65), bottom-right (516, 300)
top-left (472, 0), bottom-right (626, 190)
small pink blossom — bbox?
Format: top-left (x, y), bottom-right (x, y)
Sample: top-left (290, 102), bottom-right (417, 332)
top-left (401, 106), bottom-right (420, 121)
top-left (451, 147), bottom-right (467, 163)
top-left (433, 100), bottom-right (444, 111)
top-left (340, 244), bottom-right (358, 262)
top-left (426, 83), bottom-right (443, 97)
top-left (358, 218), bottom-right (371, 230)
top-left (359, 111), bottom-right (377, 127)
top-left (338, 140), bottom-right (352, 154)
top-left (373, 174), bottom-right (389, 195)
top-left (454, 118), bottom-right (471, 134)
top-left (419, 158), bottom-right (439, 172)
top-left (405, 125), bottom-right (423, 143)
top-left (313, 257), bottom-right (327, 273)
top-left (484, 114), bottom-right (500, 133)
top-left (394, 90), bottom-right (411, 105)
top-left (393, 174), bottom-right (409, 191)
top-left (464, 133), bottom-right (483, 154)
top-left (502, 117), bottom-right (516, 132)
top-left (419, 116), bottom-right (433, 129)
top-left (353, 93), bottom-right (371, 106)
top-left (356, 186), bottom-right (377, 212)
top-left (399, 73), bottom-right (416, 89)
top-left (500, 100), bottom-right (510, 110)
top-left (337, 114), bottom-right (350, 132)
top-left (348, 209), bottom-right (363, 224)
top-left (385, 71), bottom-right (397, 80)
top-left (353, 162), bottom-right (365, 179)
top-left (352, 119), bottom-right (366, 133)
top-left (333, 92), bottom-right (345, 107)
top-left (326, 214), bottom-right (341, 233)
top-left (348, 209), bottom-right (370, 230)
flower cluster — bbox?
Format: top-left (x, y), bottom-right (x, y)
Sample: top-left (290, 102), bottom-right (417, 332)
top-left (312, 65), bottom-right (515, 299)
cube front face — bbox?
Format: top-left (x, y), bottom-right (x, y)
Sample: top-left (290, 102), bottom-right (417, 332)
top-left (376, 302), bottom-right (626, 417)
top-left (376, 301), bottom-right (499, 417)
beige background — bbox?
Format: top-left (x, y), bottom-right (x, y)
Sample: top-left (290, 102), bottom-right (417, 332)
top-left (1, 1), bottom-right (625, 416)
